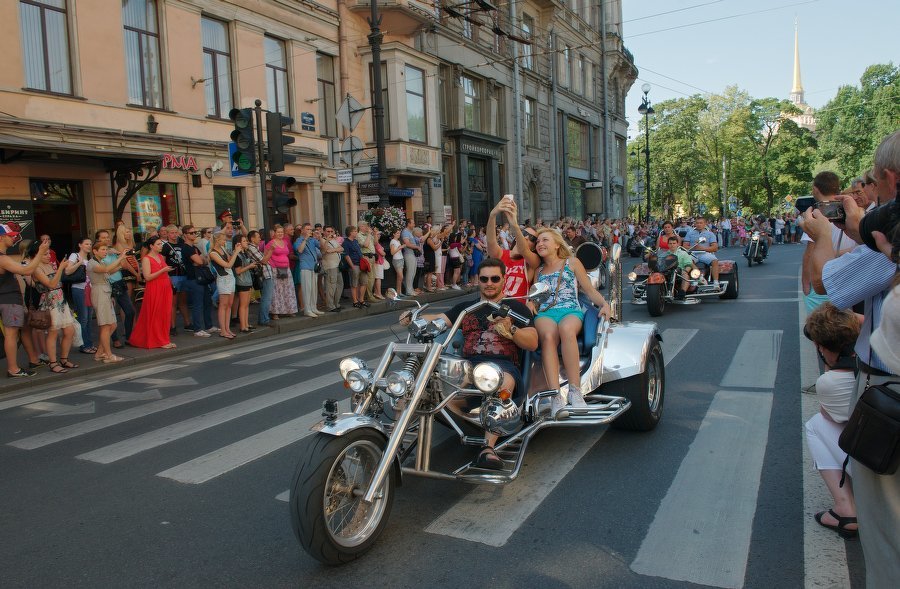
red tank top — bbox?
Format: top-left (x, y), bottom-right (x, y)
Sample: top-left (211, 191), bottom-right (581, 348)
top-left (500, 249), bottom-right (529, 298)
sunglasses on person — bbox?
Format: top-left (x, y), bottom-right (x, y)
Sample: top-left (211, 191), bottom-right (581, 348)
top-left (525, 233), bottom-right (538, 243)
top-left (479, 275), bottom-right (503, 283)
top-left (186, 231), bottom-right (199, 235)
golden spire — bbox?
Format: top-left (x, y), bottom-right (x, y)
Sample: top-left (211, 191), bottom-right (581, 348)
top-left (790, 18), bottom-right (805, 104)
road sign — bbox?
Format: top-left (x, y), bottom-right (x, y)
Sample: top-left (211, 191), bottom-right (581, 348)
top-left (228, 142), bottom-right (250, 177)
top-left (337, 169), bottom-right (353, 183)
top-left (341, 136), bottom-right (364, 166)
top-left (336, 94), bottom-right (365, 132)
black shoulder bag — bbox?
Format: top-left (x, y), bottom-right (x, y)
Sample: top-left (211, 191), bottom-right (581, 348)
top-left (837, 315), bottom-right (900, 484)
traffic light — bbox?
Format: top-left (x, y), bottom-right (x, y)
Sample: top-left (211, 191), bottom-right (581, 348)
top-left (266, 111), bottom-right (296, 173)
top-left (272, 175), bottom-right (297, 213)
top-left (229, 108), bottom-right (256, 172)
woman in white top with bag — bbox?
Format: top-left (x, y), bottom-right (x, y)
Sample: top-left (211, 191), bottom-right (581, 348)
top-left (803, 303), bottom-right (860, 539)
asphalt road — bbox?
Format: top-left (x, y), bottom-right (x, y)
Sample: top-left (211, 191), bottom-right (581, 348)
top-left (0, 243), bottom-right (865, 588)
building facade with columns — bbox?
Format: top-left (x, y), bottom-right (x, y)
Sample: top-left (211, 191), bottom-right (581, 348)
top-left (0, 0), bottom-right (635, 254)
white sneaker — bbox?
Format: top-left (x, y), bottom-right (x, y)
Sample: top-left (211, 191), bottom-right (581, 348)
top-left (713, 280), bottom-right (721, 288)
top-left (550, 393), bottom-right (570, 420)
top-left (315, 310), bottom-right (326, 316)
top-left (567, 388), bottom-right (590, 412)
top-left (207, 326), bottom-right (220, 333)
top-left (450, 284), bottom-right (462, 290)
top-left (194, 330), bottom-right (212, 338)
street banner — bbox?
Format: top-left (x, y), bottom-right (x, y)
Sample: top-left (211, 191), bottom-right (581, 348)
top-left (0, 200), bottom-right (36, 242)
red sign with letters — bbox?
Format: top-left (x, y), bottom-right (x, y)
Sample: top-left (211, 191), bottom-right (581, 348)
top-left (162, 153), bottom-right (199, 172)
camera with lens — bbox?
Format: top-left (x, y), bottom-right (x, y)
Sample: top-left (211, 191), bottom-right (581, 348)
top-left (813, 200), bottom-right (846, 223)
top-left (859, 184), bottom-right (900, 261)
top-left (124, 249), bottom-right (137, 256)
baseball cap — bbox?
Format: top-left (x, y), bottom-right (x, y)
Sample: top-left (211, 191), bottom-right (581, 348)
top-left (0, 223), bottom-right (21, 238)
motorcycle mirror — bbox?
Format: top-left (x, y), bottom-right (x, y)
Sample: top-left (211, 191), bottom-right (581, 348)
top-left (526, 282), bottom-right (551, 304)
top-left (385, 288), bottom-right (399, 300)
top-left (697, 237), bottom-right (707, 244)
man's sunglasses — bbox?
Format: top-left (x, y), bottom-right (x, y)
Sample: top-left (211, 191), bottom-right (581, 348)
top-left (479, 275), bottom-right (503, 283)
top-left (525, 233), bottom-right (538, 243)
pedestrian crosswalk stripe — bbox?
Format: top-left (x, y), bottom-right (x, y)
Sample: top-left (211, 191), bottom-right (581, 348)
top-left (183, 328), bottom-right (336, 364)
top-left (7, 369), bottom-right (293, 450)
top-left (0, 364), bottom-right (187, 412)
top-left (631, 390), bottom-right (774, 588)
top-left (658, 328), bottom-right (699, 364)
top-left (288, 337), bottom-right (396, 367)
top-left (157, 399), bottom-right (351, 484)
top-left (76, 373), bottom-right (344, 464)
top-left (235, 328), bottom-right (383, 366)
top-left (719, 330), bottom-right (783, 389)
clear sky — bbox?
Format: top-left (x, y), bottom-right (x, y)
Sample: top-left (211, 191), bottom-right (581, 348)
top-left (621, 0), bottom-right (898, 137)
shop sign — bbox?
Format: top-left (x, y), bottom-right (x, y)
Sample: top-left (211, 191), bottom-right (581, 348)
top-left (459, 142), bottom-right (501, 160)
top-left (336, 169), bottom-right (353, 183)
top-left (358, 181), bottom-right (380, 195)
top-left (388, 188), bottom-right (414, 198)
top-left (0, 200), bottom-right (36, 241)
top-left (360, 194), bottom-right (380, 203)
top-left (162, 153), bottom-right (200, 172)
top-left (431, 177), bottom-right (442, 189)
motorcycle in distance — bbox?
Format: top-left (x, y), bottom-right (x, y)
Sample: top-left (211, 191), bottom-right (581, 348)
top-left (288, 244), bottom-right (665, 565)
top-left (744, 230), bottom-right (767, 266)
top-left (627, 238), bottom-right (739, 317)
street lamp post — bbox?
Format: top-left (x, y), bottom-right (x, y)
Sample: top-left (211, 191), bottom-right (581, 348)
top-left (630, 148), bottom-right (641, 220)
top-left (637, 83), bottom-right (654, 222)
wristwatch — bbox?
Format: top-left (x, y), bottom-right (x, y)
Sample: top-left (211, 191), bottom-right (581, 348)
top-left (510, 325), bottom-right (518, 336)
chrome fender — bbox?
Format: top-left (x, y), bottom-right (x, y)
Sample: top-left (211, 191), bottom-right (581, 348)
top-left (600, 321), bottom-right (662, 383)
top-left (311, 413), bottom-right (404, 486)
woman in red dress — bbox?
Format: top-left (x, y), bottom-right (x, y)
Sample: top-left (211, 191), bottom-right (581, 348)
top-left (129, 238), bottom-right (176, 349)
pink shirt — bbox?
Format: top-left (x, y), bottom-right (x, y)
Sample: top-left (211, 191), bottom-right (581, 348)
top-left (266, 239), bottom-right (291, 269)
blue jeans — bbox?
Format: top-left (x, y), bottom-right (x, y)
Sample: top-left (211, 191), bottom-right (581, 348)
top-left (258, 278), bottom-right (274, 324)
top-left (71, 287), bottom-right (94, 350)
top-left (109, 282), bottom-right (135, 343)
top-left (182, 278), bottom-right (213, 330)
top-left (721, 229), bottom-right (731, 247)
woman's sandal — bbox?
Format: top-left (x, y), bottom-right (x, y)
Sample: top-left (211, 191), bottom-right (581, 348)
top-left (102, 355), bottom-right (124, 364)
top-left (48, 362), bottom-right (69, 374)
top-left (94, 354), bottom-right (109, 362)
top-left (814, 509), bottom-right (858, 539)
top-left (161, 343), bottom-right (177, 349)
top-left (59, 358), bottom-right (79, 369)
top-left (475, 446), bottom-right (505, 470)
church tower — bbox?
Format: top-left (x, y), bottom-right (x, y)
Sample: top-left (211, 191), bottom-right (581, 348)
top-left (786, 19), bottom-right (816, 132)
top-left (790, 19), bottom-right (805, 106)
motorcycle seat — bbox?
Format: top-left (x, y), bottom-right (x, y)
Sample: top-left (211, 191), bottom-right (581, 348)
top-left (533, 294), bottom-right (598, 359)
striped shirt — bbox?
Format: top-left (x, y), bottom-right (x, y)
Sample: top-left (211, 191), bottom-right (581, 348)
top-left (822, 245), bottom-right (896, 372)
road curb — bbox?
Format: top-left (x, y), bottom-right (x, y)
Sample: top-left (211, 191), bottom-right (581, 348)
top-left (1, 288), bottom-right (470, 396)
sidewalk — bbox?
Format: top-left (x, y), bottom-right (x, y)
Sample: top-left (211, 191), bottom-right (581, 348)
top-left (1, 288), bottom-right (470, 396)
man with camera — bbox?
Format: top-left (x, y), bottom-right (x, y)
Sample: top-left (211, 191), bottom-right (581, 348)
top-left (803, 129), bottom-right (899, 588)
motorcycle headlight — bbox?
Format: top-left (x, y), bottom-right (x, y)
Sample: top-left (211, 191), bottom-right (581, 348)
top-left (385, 369), bottom-right (415, 398)
top-left (346, 368), bottom-right (374, 393)
top-left (627, 271), bottom-right (637, 282)
top-left (438, 357), bottom-right (472, 388)
top-left (751, 234), bottom-right (759, 241)
top-left (339, 357), bottom-right (367, 380)
top-left (472, 362), bottom-right (503, 394)
top-left (690, 268), bottom-right (702, 279)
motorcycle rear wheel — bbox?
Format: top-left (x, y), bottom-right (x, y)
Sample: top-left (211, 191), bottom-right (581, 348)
top-left (646, 283), bottom-right (666, 317)
top-left (290, 430), bottom-right (395, 565)
top-left (610, 340), bottom-right (665, 431)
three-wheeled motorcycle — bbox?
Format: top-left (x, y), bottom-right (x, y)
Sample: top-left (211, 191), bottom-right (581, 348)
top-left (627, 238), bottom-right (739, 316)
top-left (288, 244), bottom-right (665, 565)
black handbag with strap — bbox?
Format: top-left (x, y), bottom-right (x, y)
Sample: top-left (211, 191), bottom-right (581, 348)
top-left (837, 316), bottom-right (900, 483)
top-left (61, 263), bottom-right (86, 284)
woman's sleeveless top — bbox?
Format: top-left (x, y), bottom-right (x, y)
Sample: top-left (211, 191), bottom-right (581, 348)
top-left (536, 259), bottom-right (581, 312)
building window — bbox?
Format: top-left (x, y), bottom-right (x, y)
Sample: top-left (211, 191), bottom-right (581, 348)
top-left (122, 0), bottom-right (163, 108)
top-left (201, 17), bottom-right (232, 119)
top-left (130, 182), bottom-right (179, 238)
top-left (369, 62), bottom-right (390, 139)
top-left (567, 118), bottom-right (588, 169)
top-left (468, 158), bottom-right (486, 193)
top-left (265, 36), bottom-right (289, 117)
top-left (316, 53), bottom-right (336, 137)
top-left (524, 97), bottom-right (537, 147)
top-left (405, 65), bottom-right (426, 143)
top-left (574, 55), bottom-right (584, 95)
top-left (584, 59), bottom-right (594, 101)
top-left (462, 7), bottom-right (474, 40)
top-left (214, 186), bottom-right (243, 221)
top-left (20, 0), bottom-right (72, 94)
top-left (559, 45), bottom-right (570, 88)
top-left (462, 76), bottom-right (480, 132)
top-left (439, 65), bottom-right (450, 127)
top-left (521, 14), bottom-right (534, 71)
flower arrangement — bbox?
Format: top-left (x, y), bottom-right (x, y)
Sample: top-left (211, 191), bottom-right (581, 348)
top-left (363, 206), bottom-right (407, 236)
